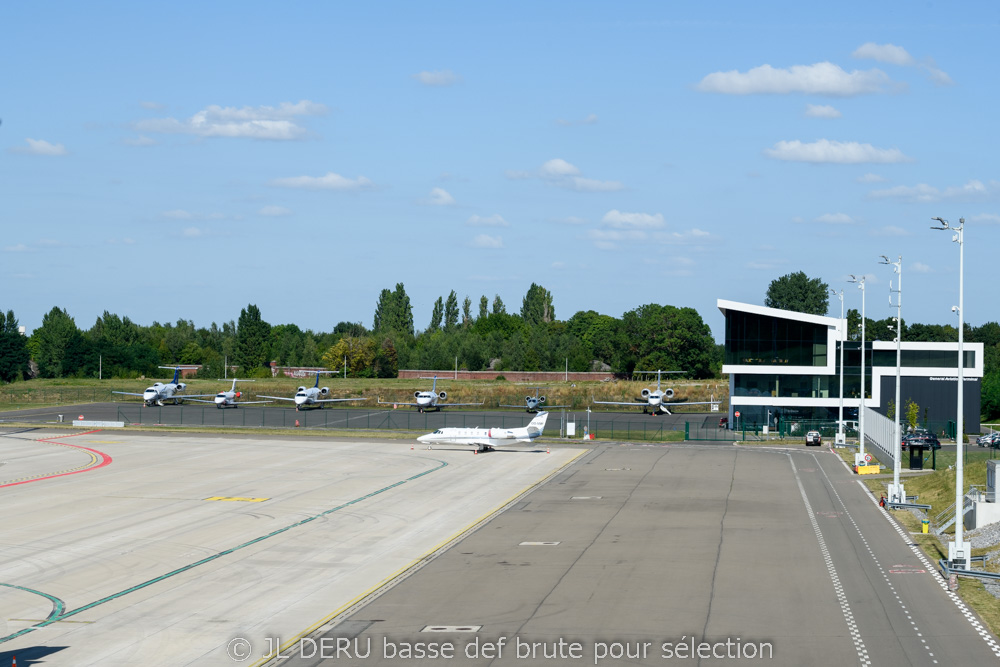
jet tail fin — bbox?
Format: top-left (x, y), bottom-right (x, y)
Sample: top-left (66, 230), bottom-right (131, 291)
top-left (527, 411), bottom-right (549, 433)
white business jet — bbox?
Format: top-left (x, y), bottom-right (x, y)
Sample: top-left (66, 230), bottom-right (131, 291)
top-left (112, 366), bottom-right (207, 406)
top-left (592, 369), bottom-right (719, 415)
top-left (378, 376), bottom-right (482, 413)
top-left (259, 371), bottom-right (367, 411)
top-left (184, 379), bottom-right (272, 409)
top-left (500, 387), bottom-right (568, 413)
top-left (417, 411), bottom-right (549, 453)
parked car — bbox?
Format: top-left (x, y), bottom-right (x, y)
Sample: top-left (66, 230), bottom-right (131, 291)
top-left (902, 433), bottom-right (941, 451)
top-left (977, 432), bottom-right (1000, 447)
top-left (806, 430), bottom-right (822, 446)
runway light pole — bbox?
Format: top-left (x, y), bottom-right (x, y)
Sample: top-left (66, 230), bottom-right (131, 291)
top-left (848, 275), bottom-right (866, 464)
top-left (879, 254), bottom-right (904, 504)
top-left (932, 216), bottom-right (969, 569)
top-left (831, 288), bottom-right (845, 445)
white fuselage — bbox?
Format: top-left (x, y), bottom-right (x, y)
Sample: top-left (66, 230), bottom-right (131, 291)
top-left (417, 412), bottom-right (548, 451)
top-left (295, 387), bottom-right (323, 407)
top-left (143, 382), bottom-right (185, 406)
top-left (215, 390), bottom-right (239, 407)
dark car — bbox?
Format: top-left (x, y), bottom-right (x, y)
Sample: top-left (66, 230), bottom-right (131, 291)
top-left (902, 433), bottom-right (940, 451)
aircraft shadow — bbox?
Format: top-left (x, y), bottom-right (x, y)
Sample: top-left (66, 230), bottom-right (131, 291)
top-left (0, 645), bottom-right (68, 664)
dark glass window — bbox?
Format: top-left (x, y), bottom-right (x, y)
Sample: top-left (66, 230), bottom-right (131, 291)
top-left (725, 311), bottom-right (829, 366)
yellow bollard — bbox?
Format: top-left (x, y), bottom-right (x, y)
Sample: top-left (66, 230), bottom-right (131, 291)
top-left (922, 520), bottom-right (929, 534)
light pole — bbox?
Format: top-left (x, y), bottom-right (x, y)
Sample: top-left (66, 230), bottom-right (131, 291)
top-left (879, 254), bottom-right (904, 504)
top-left (848, 275), bottom-right (866, 464)
top-left (932, 216), bottom-right (968, 568)
top-left (831, 288), bottom-right (845, 445)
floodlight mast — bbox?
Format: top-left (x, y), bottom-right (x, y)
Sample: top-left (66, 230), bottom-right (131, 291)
top-left (879, 255), bottom-right (903, 503)
top-left (932, 216), bottom-right (968, 569)
top-left (831, 288), bottom-right (845, 444)
top-left (848, 274), bottom-right (866, 462)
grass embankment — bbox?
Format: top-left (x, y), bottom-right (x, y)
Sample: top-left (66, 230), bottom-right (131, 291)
top-left (855, 452), bottom-right (1000, 637)
top-left (0, 377), bottom-right (729, 414)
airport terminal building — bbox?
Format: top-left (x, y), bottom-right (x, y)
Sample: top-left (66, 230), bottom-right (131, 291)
top-left (718, 299), bottom-right (983, 433)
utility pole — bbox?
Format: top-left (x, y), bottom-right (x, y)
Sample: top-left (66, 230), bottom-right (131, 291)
top-left (932, 217), bottom-right (969, 569)
top-left (880, 255), bottom-right (904, 504)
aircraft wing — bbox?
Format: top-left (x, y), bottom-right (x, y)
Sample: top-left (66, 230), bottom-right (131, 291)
top-left (177, 393), bottom-right (217, 399)
top-left (258, 395), bottom-right (295, 402)
top-left (592, 399), bottom-right (647, 406)
top-left (439, 401), bottom-right (485, 407)
top-left (377, 398), bottom-right (420, 407)
top-left (111, 391), bottom-right (144, 397)
top-left (662, 400), bottom-right (723, 408)
top-left (312, 397), bottom-right (367, 404)
top-left (183, 398), bottom-right (216, 404)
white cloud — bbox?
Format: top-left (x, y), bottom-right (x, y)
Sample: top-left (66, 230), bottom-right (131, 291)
top-left (852, 43), bottom-right (915, 66)
top-left (470, 234), bottom-right (503, 248)
top-left (548, 216), bottom-right (588, 225)
top-left (258, 206), bottom-right (292, 217)
top-left (413, 70), bottom-right (460, 86)
top-left (852, 42), bottom-right (953, 86)
top-left (602, 210), bottom-right (665, 230)
top-left (124, 135), bottom-right (156, 146)
top-left (551, 261), bottom-right (567, 269)
top-left (805, 104), bottom-right (842, 119)
top-left (911, 262), bottom-right (931, 273)
top-left (182, 227), bottom-right (204, 237)
top-left (3, 243), bottom-right (30, 253)
top-left (857, 173), bottom-right (887, 183)
top-left (140, 101), bottom-right (166, 110)
top-left (270, 172), bottom-right (374, 191)
top-left (9, 138), bottom-right (68, 156)
top-left (163, 209), bottom-right (194, 220)
top-left (869, 179), bottom-right (998, 203)
top-left (696, 62), bottom-right (894, 96)
top-left (511, 158), bottom-right (624, 192)
top-left (426, 187), bottom-right (455, 206)
top-left (970, 213), bottom-right (1000, 225)
top-left (870, 225), bottom-right (910, 237)
top-left (556, 113), bottom-right (599, 126)
top-left (466, 214), bottom-right (508, 227)
top-left (764, 139), bottom-right (912, 164)
top-left (745, 260), bottom-right (788, 271)
top-left (135, 100), bottom-right (327, 140)
top-left (814, 213), bottom-right (858, 225)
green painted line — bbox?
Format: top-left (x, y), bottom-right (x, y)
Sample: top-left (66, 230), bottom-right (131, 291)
top-left (0, 458), bottom-right (447, 643)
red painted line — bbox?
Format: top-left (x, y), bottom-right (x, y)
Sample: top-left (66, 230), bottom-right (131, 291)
top-left (0, 430), bottom-right (113, 489)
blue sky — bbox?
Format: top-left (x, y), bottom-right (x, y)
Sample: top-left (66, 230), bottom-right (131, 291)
top-left (3, 2), bottom-right (998, 341)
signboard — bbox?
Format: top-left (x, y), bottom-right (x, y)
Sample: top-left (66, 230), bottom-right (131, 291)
top-left (734, 411), bottom-right (741, 418)
top-left (864, 453), bottom-right (872, 463)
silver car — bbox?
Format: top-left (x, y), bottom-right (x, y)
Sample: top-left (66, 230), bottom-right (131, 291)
top-left (806, 430), bottom-right (822, 446)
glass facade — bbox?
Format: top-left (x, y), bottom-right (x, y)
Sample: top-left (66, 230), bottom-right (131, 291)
top-left (725, 310), bottom-right (828, 366)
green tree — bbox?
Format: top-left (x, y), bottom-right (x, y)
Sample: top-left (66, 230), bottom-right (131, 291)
top-left (478, 295), bottom-right (489, 321)
top-left (521, 283), bottom-right (555, 325)
top-left (374, 337), bottom-right (399, 378)
top-left (615, 304), bottom-right (715, 378)
top-left (236, 304), bottom-right (271, 373)
top-left (322, 336), bottom-right (376, 378)
top-left (34, 307), bottom-right (80, 378)
top-left (444, 291), bottom-right (459, 332)
top-left (373, 284), bottom-right (415, 337)
top-left (429, 296), bottom-right (444, 331)
top-left (765, 271), bottom-right (829, 315)
top-left (905, 398), bottom-right (919, 431)
top-left (492, 295), bottom-right (506, 315)
top-left (462, 296), bottom-right (473, 328)
top-left (0, 310), bottom-right (30, 382)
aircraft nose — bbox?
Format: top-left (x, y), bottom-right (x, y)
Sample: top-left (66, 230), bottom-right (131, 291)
top-left (215, 396), bottom-right (225, 404)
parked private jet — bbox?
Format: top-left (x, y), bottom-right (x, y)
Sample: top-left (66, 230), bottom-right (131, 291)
top-left (112, 366), bottom-right (207, 407)
top-left (259, 371), bottom-right (367, 411)
top-left (417, 411), bottom-right (549, 453)
top-left (184, 379), bottom-right (272, 409)
top-left (500, 387), bottom-right (568, 413)
top-left (592, 369), bottom-right (720, 415)
top-left (378, 376), bottom-right (482, 413)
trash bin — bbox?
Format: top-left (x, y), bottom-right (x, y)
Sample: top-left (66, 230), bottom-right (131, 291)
top-left (921, 520), bottom-right (930, 534)
top-left (909, 444), bottom-right (926, 470)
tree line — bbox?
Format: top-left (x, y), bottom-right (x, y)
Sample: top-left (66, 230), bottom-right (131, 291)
top-left (0, 283), bottom-right (721, 383)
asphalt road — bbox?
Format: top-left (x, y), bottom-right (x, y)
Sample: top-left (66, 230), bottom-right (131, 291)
top-left (269, 444), bottom-right (1000, 667)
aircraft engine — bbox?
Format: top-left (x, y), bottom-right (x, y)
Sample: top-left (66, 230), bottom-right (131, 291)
top-left (320, 387), bottom-right (329, 395)
top-left (438, 391), bottom-right (448, 400)
top-left (641, 388), bottom-right (651, 398)
top-left (177, 383), bottom-right (187, 391)
top-left (539, 396), bottom-right (547, 403)
top-left (297, 386), bottom-right (307, 393)
top-left (414, 391), bottom-right (422, 398)
top-left (663, 388), bottom-right (675, 399)
top-left (235, 392), bottom-right (242, 398)
top-left (525, 395), bottom-right (533, 402)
